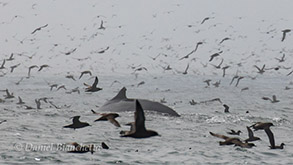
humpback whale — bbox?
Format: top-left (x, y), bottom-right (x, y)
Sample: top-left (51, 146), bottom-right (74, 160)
top-left (98, 87), bottom-right (180, 117)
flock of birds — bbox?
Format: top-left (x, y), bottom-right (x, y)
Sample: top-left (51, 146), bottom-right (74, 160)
top-left (1, 1), bottom-right (292, 158)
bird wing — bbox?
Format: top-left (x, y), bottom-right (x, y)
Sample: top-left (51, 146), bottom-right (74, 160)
top-left (108, 118), bottom-right (121, 127)
top-left (210, 132), bottom-right (229, 140)
top-left (264, 127), bottom-right (275, 148)
top-left (92, 77), bottom-right (99, 87)
top-left (247, 126), bottom-right (254, 138)
top-left (134, 100), bottom-right (146, 132)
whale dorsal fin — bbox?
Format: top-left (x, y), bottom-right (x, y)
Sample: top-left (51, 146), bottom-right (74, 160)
top-left (111, 87), bottom-right (127, 100)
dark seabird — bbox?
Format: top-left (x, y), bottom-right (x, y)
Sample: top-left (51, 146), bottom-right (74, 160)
top-left (254, 64), bottom-right (265, 74)
top-left (245, 126), bottom-right (261, 142)
top-left (65, 75), bottom-right (76, 81)
top-left (64, 48), bottom-right (77, 56)
top-left (235, 76), bottom-right (244, 87)
top-left (27, 65), bottom-right (39, 78)
top-left (4, 89), bottom-right (14, 99)
top-left (38, 64), bottom-right (49, 71)
top-left (67, 142), bottom-right (94, 154)
top-left (35, 99), bottom-right (41, 109)
top-left (97, 46), bottom-right (109, 54)
top-left (209, 132), bottom-right (241, 145)
top-left (6, 53), bottom-right (15, 61)
top-left (230, 75), bottom-right (239, 85)
top-left (16, 96), bottom-right (25, 105)
top-left (50, 84), bottom-right (58, 91)
top-left (91, 110), bottom-right (120, 127)
top-left (63, 116), bottom-right (90, 130)
top-left (79, 71), bottom-right (92, 79)
top-left (10, 63), bottom-right (20, 73)
top-left (0, 120), bottom-right (7, 124)
top-left (182, 63), bottom-right (189, 75)
top-left (219, 37), bottom-right (231, 44)
top-left (223, 104), bottom-right (229, 113)
top-left (200, 17), bottom-right (213, 24)
top-left (0, 59), bottom-right (5, 69)
top-left (281, 29), bottom-right (291, 42)
top-left (209, 51), bottom-right (223, 62)
top-left (98, 20), bottom-right (105, 30)
top-left (84, 76), bottom-right (102, 92)
top-left (250, 122), bottom-right (274, 131)
top-left (275, 54), bottom-right (285, 63)
top-left (101, 142), bottom-right (109, 149)
top-left (203, 79), bottom-right (211, 86)
top-left (57, 85), bottom-right (66, 91)
top-left (264, 127), bottom-right (285, 149)
top-left (227, 129), bottom-right (241, 135)
top-left (222, 66), bottom-right (229, 77)
top-left (262, 95), bottom-right (279, 103)
top-left (31, 24), bottom-right (48, 34)
top-left (120, 100), bottom-right (159, 138)
top-left (179, 42), bottom-right (203, 60)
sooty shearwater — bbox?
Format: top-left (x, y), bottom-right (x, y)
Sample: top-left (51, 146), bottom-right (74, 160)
top-left (91, 110), bottom-right (120, 127)
top-left (120, 100), bottom-right (159, 138)
top-left (245, 126), bottom-right (261, 142)
top-left (264, 127), bottom-right (285, 149)
top-left (63, 116), bottom-right (90, 130)
top-left (84, 76), bottom-right (102, 92)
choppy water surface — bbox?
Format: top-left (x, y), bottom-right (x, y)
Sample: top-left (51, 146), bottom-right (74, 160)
top-left (1, 0), bottom-right (293, 164)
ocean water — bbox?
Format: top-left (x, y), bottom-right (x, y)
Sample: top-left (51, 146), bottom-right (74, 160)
top-left (1, 0), bottom-right (293, 164)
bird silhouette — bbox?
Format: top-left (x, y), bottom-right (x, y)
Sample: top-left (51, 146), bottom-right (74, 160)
top-left (63, 116), bottom-right (90, 129)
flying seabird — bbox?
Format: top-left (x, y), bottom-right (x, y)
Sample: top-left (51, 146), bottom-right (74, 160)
top-left (84, 76), bottom-right (102, 92)
top-left (4, 89), bottom-right (14, 99)
top-left (63, 48), bottom-right (77, 56)
top-left (27, 65), bottom-right (39, 78)
top-left (262, 95), bottom-right (279, 103)
top-left (179, 42), bottom-right (203, 60)
top-left (209, 132), bottom-right (241, 145)
top-left (63, 116), bottom-right (91, 130)
top-left (209, 51), bottom-right (223, 62)
top-left (254, 64), bottom-right (265, 74)
top-left (203, 79), bottom-right (211, 87)
top-left (38, 64), bottom-right (49, 71)
top-left (245, 126), bottom-right (261, 142)
top-left (91, 110), bottom-right (120, 127)
top-left (210, 132), bottom-right (255, 148)
top-left (67, 142), bottom-right (94, 154)
top-left (79, 71), bottom-right (92, 79)
top-left (200, 17), bottom-right (213, 24)
top-left (275, 54), bottom-right (285, 63)
top-left (31, 24), bottom-right (48, 34)
top-left (120, 100), bottom-right (159, 138)
top-left (98, 20), bottom-right (106, 30)
top-left (219, 37), bottom-right (231, 44)
top-left (6, 53), bottom-right (15, 61)
top-left (10, 63), bottom-right (20, 73)
top-left (264, 127), bottom-right (285, 149)
top-left (16, 96), bottom-right (25, 105)
top-left (65, 75), bottom-right (76, 81)
top-left (222, 66), bottom-right (229, 77)
top-left (250, 122), bottom-right (274, 131)
top-left (227, 130), bottom-right (241, 135)
top-left (281, 29), bottom-right (291, 42)
top-left (235, 76), bottom-right (244, 87)
top-left (0, 59), bottom-right (5, 69)
top-left (182, 63), bottom-right (189, 75)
